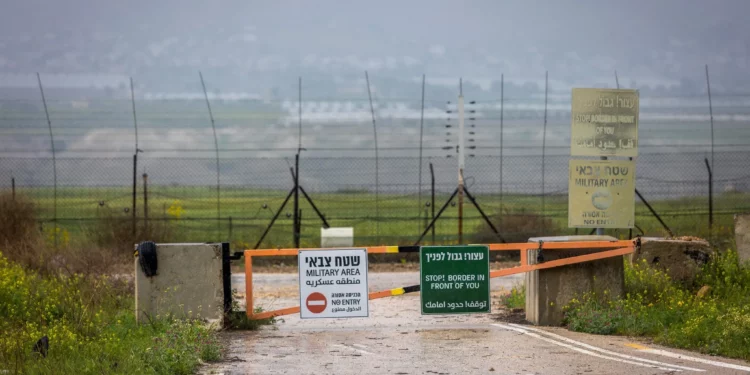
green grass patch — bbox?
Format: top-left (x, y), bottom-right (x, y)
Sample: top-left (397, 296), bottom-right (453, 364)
top-left (223, 290), bottom-right (279, 330)
top-left (499, 283), bottom-right (526, 310)
top-left (225, 308), bottom-right (278, 331)
top-left (0, 252), bottom-right (225, 375)
top-left (21, 185), bottom-right (749, 248)
top-left (562, 250), bottom-right (750, 361)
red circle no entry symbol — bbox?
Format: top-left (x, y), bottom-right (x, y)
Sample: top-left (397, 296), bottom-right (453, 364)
top-left (305, 292), bottom-right (327, 314)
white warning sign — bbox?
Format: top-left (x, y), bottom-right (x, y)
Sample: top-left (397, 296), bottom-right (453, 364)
top-left (298, 248), bottom-right (369, 319)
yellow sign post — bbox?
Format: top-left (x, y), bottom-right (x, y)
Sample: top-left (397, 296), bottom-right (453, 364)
top-left (568, 159), bottom-right (635, 228)
top-left (571, 88), bottom-right (639, 158)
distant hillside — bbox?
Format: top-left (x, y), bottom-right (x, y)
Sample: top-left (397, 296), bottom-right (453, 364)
top-left (1, 0), bottom-right (750, 97)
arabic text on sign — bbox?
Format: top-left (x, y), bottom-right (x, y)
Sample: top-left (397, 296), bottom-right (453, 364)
top-left (424, 300), bottom-right (488, 310)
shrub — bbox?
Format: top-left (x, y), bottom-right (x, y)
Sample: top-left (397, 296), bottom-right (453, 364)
top-left (84, 207), bottom-right (173, 254)
top-left (0, 192), bottom-right (38, 247)
top-left (223, 288), bottom-right (278, 330)
top-left (564, 260), bottom-right (692, 336)
top-left (48, 242), bottom-right (134, 277)
top-left (499, 283), bottom-right (525, 310)
top-left (0, 193), bottom-right (56, 271)
top-left (0, 252), bottom-right (222, 375)
top-left (563, 295), bottom-right (621, 335)
top-left (562, 251), bottom-right (750, 361)
top-left (0, 193), bottom-right (141, 275)
top-left (694, 249), bottom-right (750, 303)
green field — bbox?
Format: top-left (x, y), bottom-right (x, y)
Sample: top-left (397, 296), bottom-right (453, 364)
top-left (15, 184), bottom-right (747, 250)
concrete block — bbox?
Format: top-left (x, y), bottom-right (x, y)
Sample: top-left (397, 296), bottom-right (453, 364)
top-left (634, 238), bottom-right (713, 286)
top-left (135, 243), bottom-right (226, 326)
top-left (735, 214), bottom-right (750, 264)
top-left (525, 235), bottom-right (624, 326)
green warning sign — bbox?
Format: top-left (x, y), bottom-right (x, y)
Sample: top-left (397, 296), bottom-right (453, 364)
top-left (420, 246), bottom-right (490, 315)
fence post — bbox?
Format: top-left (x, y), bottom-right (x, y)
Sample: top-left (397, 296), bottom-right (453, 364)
top-left (635, 189), bottom-right (673, 237)
top-left (297, 209), bottom-right (302, 246)
top-left (430, 162), bottom-right (435, 244)
top-left (130, 77), bottom-right (139, 238)
top-left (132, 153), bottom-right (137, 236)
top-left (37, 73), bottom-right (57, 249)
top-left (615, 72), bottom-right (633, 241)
top-left (295, 78), bottom-right (302, 248)
top-left (499, 73), bottom-right (504, 219)
top-left (293, 153), bottom-right (300, 248)
top-left (199, 72), bottom-right (221, 242)
top-left (457, 79), bottom-right (465, 245)
top-left (705, 158), bottom-right (713, 240)
top-left (143, 173), bottom-right (149, 235)
top-left (365, 71), bottom-right (379, 244)
top-left (541, 71), bottom-right (548, 234)
top-left (418, 74), bottom-right (426, 234)
top-left (705, 65), bottom-right (715, 174)
top-left (229, 216), bottom-right (233, 241)
top-left (11, 177), bottom-right (15, 200)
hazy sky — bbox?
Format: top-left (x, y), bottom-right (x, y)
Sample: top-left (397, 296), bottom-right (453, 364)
top-left (2, 0), bottom-right (749, 92)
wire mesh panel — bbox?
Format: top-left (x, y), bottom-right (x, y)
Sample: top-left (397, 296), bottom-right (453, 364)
top-left (1, 88), bottom-right (749, 248)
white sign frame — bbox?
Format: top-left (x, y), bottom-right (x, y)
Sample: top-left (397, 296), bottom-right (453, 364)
top-left (298, 248), bottom-right (369, 319)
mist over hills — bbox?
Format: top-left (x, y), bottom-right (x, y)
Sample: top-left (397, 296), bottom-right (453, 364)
top-left (1, 0), bottom-right (749, 100)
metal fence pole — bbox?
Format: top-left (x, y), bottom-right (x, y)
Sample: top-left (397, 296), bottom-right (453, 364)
top-left (297, 209), bottom-right (303, 245)
top-left (705, 65), bottom-right (715, 240)
top-left (199, 72), bottom-right (221, 241)
top-left (143, 173), bottom-right (149, 235)
top-left (458, 79), bottom-right (465, 245)
top-left (365, 71), bottom-right (380, 244)
top-left (418, 74), bottom-right (426, 233)
top-left (132, 153), bottom-right (137, 236)
top-left (705, 158), bottom-right (713, 239)
top-left (293, 153), bottom-right (300, 248)
top-left (541, 71), bottom-right (548, 233)
top-left (37, 73), bottom-right (57, 248)
top-left (615, 71), bottom-right (633, 240)
top-left (130, 77), bottom-right (139, 237)
top-left (294, 78), bottom-right (302, 248)
top-left (705, 65), bottom-right (715, 174)
top-left (499, 73), bottom-right (504, 212)
top-left (430, 162), bottom-right (435, 244)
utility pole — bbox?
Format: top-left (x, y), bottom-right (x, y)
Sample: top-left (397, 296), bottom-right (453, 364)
top-left (457, 78), bottom-right (465, 244)
top-left (294, 77), bottom-right (302, 248)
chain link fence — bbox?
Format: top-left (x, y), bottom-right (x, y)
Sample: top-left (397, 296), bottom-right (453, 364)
top-left (2, 76), bottom-right (750, 248)
top-left (2, 149), bottom-right (748, 248)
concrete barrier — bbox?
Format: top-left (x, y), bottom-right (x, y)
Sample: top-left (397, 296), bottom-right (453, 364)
top-left (735, 214), bottom-right (750, 264)
top-left (135, 243), bottom-right (228, 326)
top-left (525, 235), bottom-right (624, 326)
top-left (633, 238), bottom-right (713, 286)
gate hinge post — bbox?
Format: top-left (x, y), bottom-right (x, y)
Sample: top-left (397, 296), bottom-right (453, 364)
top-left (634, 235), bottom-right (642, 256)
top-left (536, 240), bottom-right (544, 263)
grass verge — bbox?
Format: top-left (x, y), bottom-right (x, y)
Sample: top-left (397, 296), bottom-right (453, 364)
top-left (499, 283), bottom-right (526, 310)
top-left (0, 194), bottom-right (275, 374)
top-left (18, 186), bottom-right (749, 248)
top-left (0, 251), bottom-right (226, 375)
top-left (563, 250), bottom-right (750, 361)
top-left (224, 289), bottom-right (279, 330)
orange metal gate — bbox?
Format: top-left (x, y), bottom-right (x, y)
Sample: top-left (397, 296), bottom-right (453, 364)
top-left (244, 240), bottom-right (637, 320)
